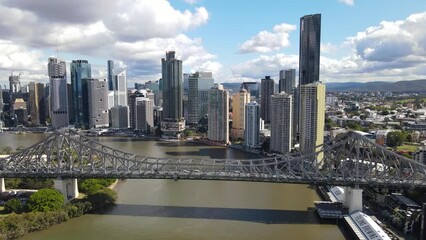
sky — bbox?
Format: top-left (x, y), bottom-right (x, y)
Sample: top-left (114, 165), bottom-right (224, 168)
top-left (0, 0), bottom-right (426, 87)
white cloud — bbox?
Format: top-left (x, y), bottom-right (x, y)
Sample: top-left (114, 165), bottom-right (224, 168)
top-left (338, 0), bottom-right (354, 6)
top-left (0, 0), bottom-right (214, 85)
top-left (183, 0), bottom-right (199, 4)
top-left (238, 23), bottom-right (296, 54)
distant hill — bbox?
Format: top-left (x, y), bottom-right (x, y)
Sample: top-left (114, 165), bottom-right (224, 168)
top-left (326, 79), bottom-right (426, 92)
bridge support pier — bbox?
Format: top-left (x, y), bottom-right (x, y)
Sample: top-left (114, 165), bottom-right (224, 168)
top-left (53, 178), bottom-right (79, 201)
top-left (0, 178), bottom-right (5, 193)
top-left (343, 186), bottom-right (363, 213)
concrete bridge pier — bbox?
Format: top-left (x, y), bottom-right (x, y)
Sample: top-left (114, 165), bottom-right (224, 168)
top-left (343, 186), bottom-right (363, 213)
top-left (0, 178), bottom-right (5, 193)
top-left (53, 178), bottom-right (79, 201)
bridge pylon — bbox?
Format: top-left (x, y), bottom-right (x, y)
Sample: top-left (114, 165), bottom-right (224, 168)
top-left (53, 178), bottom-right (79, 201)
top-left (0, 178), bottom-right (5, 193)
top-left (342, 186), bottom-right (363, 213)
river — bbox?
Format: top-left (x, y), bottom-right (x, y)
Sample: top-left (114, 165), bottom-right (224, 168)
top-left (0, 132), bottom-right (345, 240)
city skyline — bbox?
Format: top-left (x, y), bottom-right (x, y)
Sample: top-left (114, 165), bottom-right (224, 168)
top-left (0, 0), bottom-right (425, 87)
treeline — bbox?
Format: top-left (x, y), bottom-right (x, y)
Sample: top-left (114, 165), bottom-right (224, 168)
top-left (0, 179), bottom-right (117, 240)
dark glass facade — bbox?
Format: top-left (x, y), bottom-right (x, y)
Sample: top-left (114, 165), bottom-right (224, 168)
top-left (107, 60), bottom-right (114, 91)
top-left (299, 14), bottom-right (321, 86)
top-left (161, 51), bottom-right (183, 121)
top-left (71, 60), bottom-right (91, 127)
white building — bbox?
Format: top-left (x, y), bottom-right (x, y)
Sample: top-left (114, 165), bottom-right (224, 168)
top-left (208, 84), bottom-right (229, 144)
top-left (270, 92), bottom-right (293, 154)
top-left (88, 78), bottom-right (109, 128)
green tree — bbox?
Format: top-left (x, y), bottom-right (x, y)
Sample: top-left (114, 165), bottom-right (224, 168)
top-left (4, 199), bottom-right (23, 213)
top-left (345, 122), bottom-right (362, 131)
top-left (325, 117), bottom-right (336, 130)
top-left (1, 146), bottom-right (13, 154)
top-left (27, 189), bottom-right (64, 212)
top-left (386, 131), bottom-right (408, 148)
top-left (87, 188), bottom-right (117, 213)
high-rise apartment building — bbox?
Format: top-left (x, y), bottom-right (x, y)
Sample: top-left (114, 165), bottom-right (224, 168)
top-left (208, 84), bottom-right (229, 144)
top-left (135, 97), bottom-right (154, 133)
top-left (161, 51), bottom-right (185, 137)
top-left (299, 14), bottom-right (321, 86)
top-left (299, 83), bottom-right (325, 160)
top-left (129, 91), bottom-right (145, 129)
top-left (244, 101), bottom-right (260, 148)
top-left (88, 78), bottom-right (109, 128)
top-left (260, 76), bottom-right (274, 123)
top-left (279, 69), bottom-right (296, 94)
top-left (270, 92), bottom-right (293, 154)
top-left (48, 57), bottom-right (68, 128)
top-left (107, 60), bottom-right (114, 91)
top-left (187, 71), bottom-right (214, 124)
top-left (231, 89), bottom-right (250, 140)
top-left (71, 60), bottom-right (91, 127)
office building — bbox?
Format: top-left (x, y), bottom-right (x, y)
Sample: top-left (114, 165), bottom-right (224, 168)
top-left (36, 83), bottom-right (46, 125)
top-left (299, 14), bottom-right (321, 85)
top-left (115, 70), bottom-right (128, 107)
top-left (107, 60), bottom-right (114, 91)
top-left (231, 89), bottom-right (250, 140)
top-left (270, 92), bottom-right (293, 154)
top-left (71, 60), bottom-right (91, 127)
top-left (13, 98), bottom-right (27, 125)
top-left (48, 57), bottom-right (68, 128)
top-left (260, 76), bottom-right (274, 123)
top-left (241, 82), bottom-right (259, 100)
top-left (129, 91), bottom-right (145, 129)
top-left (9, 74), bottom-right (20, 94)
top-left (299, 83), bottom-right (326, 160)
top-left (208, 84), bottom-right (229, 144)
top-left (244, 101), bottom-right (260, 148)
top-left (110, 105), bottom-right (129, 129)
top-left (28, 82), bottom-right (40, 126)
top-left (161, 51), bottom-right (185, 137)
top-left (135, 97), bottom-right (154, 133)
top-left (187, 71), bottom-right (214, 124)
top-left (88, 78), bottom-right (109, 128)
top-left (279, 69), bottom-right (296, 94)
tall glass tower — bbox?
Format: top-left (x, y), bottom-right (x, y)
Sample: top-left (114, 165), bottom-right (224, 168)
top-left (299, 14), bottom-right (321, 86)
top-left (71, 60), bottom-right (91, 127)
top-left (107, 60), bottom-right (114, 91)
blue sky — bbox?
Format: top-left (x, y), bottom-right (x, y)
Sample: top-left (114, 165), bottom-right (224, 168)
top-left (0, 0), bottom-right (426, 86)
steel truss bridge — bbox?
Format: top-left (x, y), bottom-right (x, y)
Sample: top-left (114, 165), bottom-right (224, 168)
top-left (1, 130), bottom-right (426, 188)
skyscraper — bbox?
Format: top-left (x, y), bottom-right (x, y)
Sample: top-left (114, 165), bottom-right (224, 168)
top-left (135, 97), bottom-right (154, 133)
top-left (299, 83), bottom-right (325, 160)
top-left (107, 60), bottom-right (114, 91)
top-left (161, 51), bottom-right (185, 137)
top-left (88, 78), bottom-right (109, 128)
top-left (270, 92), bottom-right (293, 154)
top-left (299, 14), bottom-right (321, 85)
top-left (28, 82), bottom-right (40, 126)
top-left (48, 57), bottom-right (68, 128)
top-left (9, 74), bottom-right (20, 94)
top-left (260, 76), bottom-right (274, 123)
top-left (36, 83), bottom-right (46, 125)
top-left (231, 89), bottom-right (250, 140)
top-left (244, 101), bottom-right (260, 148)
top-left (187, 71), bottom-right (214, 124)
top-left (241, 82), bottom-right (259, 100)
top-left (110, 105), bottom-right (129, 129)
top-left (208, 84), bottom-right (229, 144)
top-left (279, 69), bottom-right (296, 94)
top-left (71, 60), bottom-right (91, 127)
top-left (129, 91), bottom-right (145, 129)
top-left (115, 70), bottom-right (128, 107)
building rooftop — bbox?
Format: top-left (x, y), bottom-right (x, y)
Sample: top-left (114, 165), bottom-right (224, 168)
top-left (344, 211), bottom-right (391, 240)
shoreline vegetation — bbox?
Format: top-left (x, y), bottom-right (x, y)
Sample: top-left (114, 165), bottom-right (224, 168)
top-left (0, 179), bottom-right (119, 240)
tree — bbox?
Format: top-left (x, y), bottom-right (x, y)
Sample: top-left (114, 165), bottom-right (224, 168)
top-left (1, 146), bottom-right (13, 154)
top-left (325, 117), bottom-right (336, 131)
top-left (87, 188), bottom-right (117, 213)
top-left (345, 122), bottom-right (362, 131)
top-left (4, 199), bottom-right (23, 213)
top-left (27, 189), bottom-right (64, 212)
top-left (386, 131), bottom-right (408, 148)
